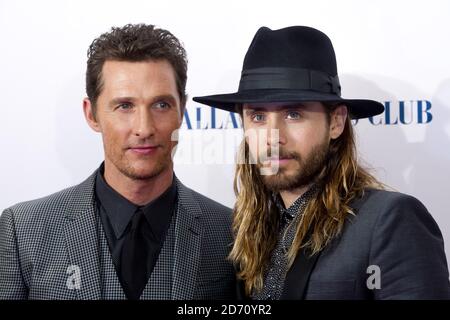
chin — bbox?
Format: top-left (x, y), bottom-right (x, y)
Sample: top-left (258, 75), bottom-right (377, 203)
top-left (126, 169), bottom-right (161, 180)
top-left (119, 160), bottom-right (166, 180)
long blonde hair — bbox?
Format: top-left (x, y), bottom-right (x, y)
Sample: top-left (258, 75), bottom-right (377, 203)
top-left (229, 111), bottom-right (384, 295)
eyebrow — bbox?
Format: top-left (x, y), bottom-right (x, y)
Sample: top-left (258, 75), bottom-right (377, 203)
top-left (152, 94), bottom-right (178, 105)
top-left (109, 97), bottom-right (136, 106)
top-left (244, 104), bottom-right (306, 114)
top-left (109, 94), bottom-right (178, 107)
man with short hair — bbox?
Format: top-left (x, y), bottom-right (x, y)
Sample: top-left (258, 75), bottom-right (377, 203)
top-left (194, 26), bottom-right (450, 299)
top-left (0, 24), bottom-right (235, 300)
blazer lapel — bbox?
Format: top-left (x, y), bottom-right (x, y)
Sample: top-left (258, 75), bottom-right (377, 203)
top-left (280, 248), bottom-right (320, 300)
top-left (171, 178), bottom-right (203, 300)
top-left (63, 172), bottom-right (102, 300)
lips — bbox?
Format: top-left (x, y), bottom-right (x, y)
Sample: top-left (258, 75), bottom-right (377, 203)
top-left (260, 156), bottom-right (293, 167)
top-left (269, 156), bottom-right (292, 161)
top-left (264, 155), bottom-right (293, 162)
top-left (270, 157), bottom-right (292, 162)
top-left (128, 145), bottom-right (160, 155)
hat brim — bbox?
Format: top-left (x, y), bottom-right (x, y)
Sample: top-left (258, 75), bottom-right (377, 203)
top-left (193, 89), bottom-right (384, 119)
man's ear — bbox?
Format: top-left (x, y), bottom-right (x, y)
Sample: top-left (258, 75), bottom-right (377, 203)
top-left (329, 104), bottom-right (348, 139)
top-left (83, 98), bottom-right (101, 132)
top-left (178, 96), bottom-right (187, 126)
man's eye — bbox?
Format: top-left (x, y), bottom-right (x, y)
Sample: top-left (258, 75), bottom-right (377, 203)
top-left (117, 103), bottom-right (132, 110)
top-left (251, 114), bottom-right (266, 122)
top-left (286, 111), bottom-right (301, 120)
top-left (154, 102), bottom-right (171, 109)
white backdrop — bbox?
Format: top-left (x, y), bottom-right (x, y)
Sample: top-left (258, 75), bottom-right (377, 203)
top-left (1, 0), bottom-right (449, 264)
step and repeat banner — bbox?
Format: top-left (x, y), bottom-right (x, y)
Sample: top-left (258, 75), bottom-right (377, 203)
top-left (1, 0), bottom-right (449, 263)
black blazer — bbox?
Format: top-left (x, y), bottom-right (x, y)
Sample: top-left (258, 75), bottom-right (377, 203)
top-left (237, 189), bottom-right (450, 300)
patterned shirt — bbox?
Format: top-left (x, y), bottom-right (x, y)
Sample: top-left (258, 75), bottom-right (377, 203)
top-left (252, 185), bottom-right (318, 300)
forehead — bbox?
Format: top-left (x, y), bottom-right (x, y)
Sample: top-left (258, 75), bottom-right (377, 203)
top-left (100, 59), bottom-right (177, 90)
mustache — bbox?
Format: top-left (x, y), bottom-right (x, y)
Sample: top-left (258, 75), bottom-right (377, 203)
top-left (257, 149), bottom-right (301, 161)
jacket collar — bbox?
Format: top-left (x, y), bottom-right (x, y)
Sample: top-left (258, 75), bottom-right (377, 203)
top-left (63, 168), bottom-right (204, 300)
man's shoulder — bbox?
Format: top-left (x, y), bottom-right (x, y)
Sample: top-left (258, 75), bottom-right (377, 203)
top-left (3, 172), bottom-right (96, 225)
top-left (176, 180), bottom-right (234, 247)
top-left (353, 188), bottom-right (426, 213)
top-left (176, 180), bottom-right (232, 219)
top-left (337, 188), bottom-right (439, 258)
top-left (191, 189), bottom-right (232, 213)
top-left (349, 188), bottom-right (431, 229)
top-left (8, 185), bottom-right (77, 212)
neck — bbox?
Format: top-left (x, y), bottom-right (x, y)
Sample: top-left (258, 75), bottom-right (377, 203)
top-left (279, 182), bottom-right (314, 209)
top-left (103, 160), bottom-right (174, 206)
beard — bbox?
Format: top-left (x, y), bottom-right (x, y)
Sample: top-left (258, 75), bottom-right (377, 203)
top-left (106, 141), bottom-right (174, 181)
top-left (117, 155), bottom-right (167, 180)
top-left (256, 140), bottom-right (329, 193)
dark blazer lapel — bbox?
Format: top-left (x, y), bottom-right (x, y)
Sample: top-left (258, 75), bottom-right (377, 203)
top-left (171, 178), bottom-right (203, 300)
top-left (280, 192), bottom-right (370, 300)
top-left (236, 277), bottom-right (248, 300)
top-left (280, 248), bottom-right (321, 300)
top-left (63, 172), bottom-right (102, 300)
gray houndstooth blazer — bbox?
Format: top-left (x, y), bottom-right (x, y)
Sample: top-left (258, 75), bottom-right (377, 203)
top-left (0, 169), bottom-right (236, 300)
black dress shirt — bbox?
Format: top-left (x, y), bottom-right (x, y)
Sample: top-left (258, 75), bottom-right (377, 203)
top-left (94, 164), bottom-right (177, 299)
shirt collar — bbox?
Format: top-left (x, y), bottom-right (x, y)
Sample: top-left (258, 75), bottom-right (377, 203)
top-left (95, 163), bottom-right (177, 240)
top-left (139, 175), bottom-right (177, 242)
top-left (273, 184), bottom-right (318, 221)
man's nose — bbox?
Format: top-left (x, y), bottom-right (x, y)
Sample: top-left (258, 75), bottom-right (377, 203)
top-left (133, 107), bottom-right (156, 138)
top-left (265, 114), bottom-right (286, 146)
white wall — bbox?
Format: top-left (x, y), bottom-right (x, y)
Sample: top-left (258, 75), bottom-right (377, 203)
top-left (1, 0), bottom-right (449, 263)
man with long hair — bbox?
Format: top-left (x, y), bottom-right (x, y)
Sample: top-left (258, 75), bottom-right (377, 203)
top-left (194, 26), bottom-right (450, 299)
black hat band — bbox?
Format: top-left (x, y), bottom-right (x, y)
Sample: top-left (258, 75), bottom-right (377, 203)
top-left (238, 67), bottom-right (342, 96)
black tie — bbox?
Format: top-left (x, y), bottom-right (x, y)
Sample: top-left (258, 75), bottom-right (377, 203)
top-left (120, 207), bottom-right (154, 300)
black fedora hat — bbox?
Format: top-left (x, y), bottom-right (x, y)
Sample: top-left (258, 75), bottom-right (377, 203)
top-left (193, 26), bottom-right (384, 119)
